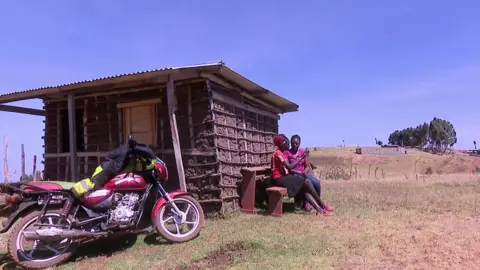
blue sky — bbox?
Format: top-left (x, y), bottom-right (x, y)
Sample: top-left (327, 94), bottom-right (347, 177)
top-left (0, 1), bottom-right (479, 176)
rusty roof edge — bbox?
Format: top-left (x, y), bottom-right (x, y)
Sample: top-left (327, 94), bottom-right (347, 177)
top-left (44, 62), bottom-right (224, 92)
top-left (0, 61), bottom-right (301, 114)
top-left (0, 62), bottom-right (224, 104)
top-left (218, 66), bottom-right (299, 113)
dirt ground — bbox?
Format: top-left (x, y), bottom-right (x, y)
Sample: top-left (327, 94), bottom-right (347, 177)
top-left (1, 149), bottom-right (479, 269)
top-left (2, 174), bottom-right (479, 269)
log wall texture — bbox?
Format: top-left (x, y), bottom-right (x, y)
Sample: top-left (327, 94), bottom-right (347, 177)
top-left (41, 79), bottom-right (279, 217)
top-left (208, 82), bottom-right (278, 216)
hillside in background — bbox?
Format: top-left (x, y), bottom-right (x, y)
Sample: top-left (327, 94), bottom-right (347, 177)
top-left (308, 146), bottom-right (480, 180)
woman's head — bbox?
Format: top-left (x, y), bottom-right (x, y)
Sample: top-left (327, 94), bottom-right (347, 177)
top-left (291, 134), bottom-right (301, 151)
top-left (274, 134), bottom-right (289, 150)
top-left (283, 135), bottom-right (290, 150)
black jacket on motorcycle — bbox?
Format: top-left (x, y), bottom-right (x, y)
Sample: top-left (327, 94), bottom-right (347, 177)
top-left (71, 143), bottom-right (157, 197)
top-left (95, 142), bottom-right (157, 186)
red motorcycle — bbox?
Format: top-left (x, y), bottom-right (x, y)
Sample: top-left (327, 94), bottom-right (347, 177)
top-left (0, 136), bottom-right (205, 269)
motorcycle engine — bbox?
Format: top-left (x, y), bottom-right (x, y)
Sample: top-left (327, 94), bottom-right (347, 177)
top-left (108, 193), bottom-right (140, 226)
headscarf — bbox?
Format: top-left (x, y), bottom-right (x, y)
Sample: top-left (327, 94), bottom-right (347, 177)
top-left (273, 134), bottom-right (286, 147)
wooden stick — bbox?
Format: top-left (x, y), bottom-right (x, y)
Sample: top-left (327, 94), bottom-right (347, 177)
top-left (21, 144), bottom-right (25, 178)
top-left (187, 86), bottom-right (195, 149)
top-left (56, 105), bottom-right (61, 180)
top-left (84, 98), bottom-right (89, 175)
top-left (33, 155), bottom-right (37, 181)
top-left (0, 104), bottom-right (45, 116)
top-left (3, 135), bottom-right (9, 183)
top-left (67, 93), bottom-right (78, 181)
top-left (44, 148), bottom-right (216, 158)
top-left (187, 85), bottom-right (199, 166)
top-left (167, 77), bottom-right (187, 191)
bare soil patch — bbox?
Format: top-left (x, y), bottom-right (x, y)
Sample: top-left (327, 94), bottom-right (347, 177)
top-left (179, 241), bottom-right (256, 270)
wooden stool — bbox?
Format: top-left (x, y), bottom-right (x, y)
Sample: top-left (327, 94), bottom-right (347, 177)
top-left (266, 187), bottom-right (288, 217)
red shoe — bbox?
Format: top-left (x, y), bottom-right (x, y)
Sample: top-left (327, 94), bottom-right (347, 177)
top-left (317, 209), bottom-right (334, 216)
top-left (304, 203), bottom-right (314, 213)
top-left (324, 203), bottom-right (334, 212)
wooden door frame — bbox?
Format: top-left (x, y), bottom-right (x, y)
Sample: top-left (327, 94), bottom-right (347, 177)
top-left (117, 98), bottom-right (161, 146)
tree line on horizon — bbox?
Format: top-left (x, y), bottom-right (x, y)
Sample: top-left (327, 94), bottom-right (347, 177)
top-left (383, 117), bottom-right (457, 153)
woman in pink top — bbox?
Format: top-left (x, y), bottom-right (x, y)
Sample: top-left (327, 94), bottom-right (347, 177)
top-left (285, 134), bottom-right (333, 213)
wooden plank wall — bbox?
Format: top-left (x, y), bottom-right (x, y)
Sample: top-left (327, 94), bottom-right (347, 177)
top-left (41, 82), bottom-right (218, 192)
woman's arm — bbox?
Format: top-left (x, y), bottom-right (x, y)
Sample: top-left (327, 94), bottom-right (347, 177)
top-left (304, 157), bottom-right (312, 174)
top-left (282, 155), bottom-right (305, 170)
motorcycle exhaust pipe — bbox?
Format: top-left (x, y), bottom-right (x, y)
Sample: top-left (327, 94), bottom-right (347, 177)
top-left (22, 228), bottom-right (108, 241)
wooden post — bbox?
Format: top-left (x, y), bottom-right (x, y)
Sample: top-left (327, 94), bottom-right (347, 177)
top-left (166, 77), bottom-right (187, 191)
top-left (67, 93), bottom-right (78, 181)
top-left (21, 144), bottom-right (25, 178)
top-left (3, 135), bottom-right (9, 183)
top-left (33, 155), bottom-right (37, 181)
top-left (187, 86), bottom-right (195, 148)
top-left (187, 86), bottom-right (198, 167)
top-left (56, 106), bottom-right (61, 180)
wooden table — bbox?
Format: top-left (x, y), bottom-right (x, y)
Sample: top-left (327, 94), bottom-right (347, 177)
top-left (240, 166), bottom-right (271, 214)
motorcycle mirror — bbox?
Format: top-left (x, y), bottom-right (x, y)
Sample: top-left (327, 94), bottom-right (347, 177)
top-left (128, 135), bottom-right (138, 148)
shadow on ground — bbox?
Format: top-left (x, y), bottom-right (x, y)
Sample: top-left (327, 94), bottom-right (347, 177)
top-left (0, 233), bottom-right (152, 269)
top-left (0, 220), bottom-right (173, 268)
top-left (70, 233), bottom-right (141, 262)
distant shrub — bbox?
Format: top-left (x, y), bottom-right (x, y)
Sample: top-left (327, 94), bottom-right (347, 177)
top-left (425, 167), bottom-right (433, 175)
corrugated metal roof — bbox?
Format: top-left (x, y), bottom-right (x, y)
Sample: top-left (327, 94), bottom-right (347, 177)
top-left (0, 61), bottom-right (299, 113)
top-left (219, 66), bottom-right (299, 112)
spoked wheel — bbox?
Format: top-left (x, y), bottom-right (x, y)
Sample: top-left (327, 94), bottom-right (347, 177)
top-left (8, 210), bottom-right (77, 269)
top-left (155, 195), bottom-right (204, 243)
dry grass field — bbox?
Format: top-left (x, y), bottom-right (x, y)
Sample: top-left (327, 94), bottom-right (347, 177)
top-left (1, 147), bottom-right (480, 269)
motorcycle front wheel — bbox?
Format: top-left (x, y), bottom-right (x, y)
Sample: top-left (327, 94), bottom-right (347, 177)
top-left (154, 195), bottom-right (204, 243)
top-left (7, 209), bottom-right (77, 269)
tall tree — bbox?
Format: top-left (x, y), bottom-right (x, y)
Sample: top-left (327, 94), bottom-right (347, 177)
top-left (387, 117), bottom-right (457, 152)
top-left (428, 118), bottom-right (457, 153)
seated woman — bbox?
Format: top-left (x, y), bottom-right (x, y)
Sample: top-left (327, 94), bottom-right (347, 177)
top-left (270, 134), bottom-right (332, 216)
top-left (286, 134), bottom-right (333, 213)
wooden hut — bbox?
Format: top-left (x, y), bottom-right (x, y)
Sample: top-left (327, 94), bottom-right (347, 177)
top-left (0, 62), bottom-right (298, 215)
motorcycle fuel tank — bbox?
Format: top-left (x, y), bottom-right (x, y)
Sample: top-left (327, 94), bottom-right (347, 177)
top-left (103, 173), bottom-right (148, 191)
top-left (81, 189), bottom-right (114, 208)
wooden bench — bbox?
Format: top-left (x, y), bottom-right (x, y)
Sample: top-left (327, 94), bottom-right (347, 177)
top-left (240, 166), bottom-right (291, 216)
top-left (265, 186), bottom-right (288, 217)
top-left (240, 164), bottom-right (320, 216)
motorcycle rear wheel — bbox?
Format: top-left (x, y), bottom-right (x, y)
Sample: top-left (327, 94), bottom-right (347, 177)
top-left (154, 195), bottom-right (204, 243)
top-left (8, 209), bottom-right (77, 269)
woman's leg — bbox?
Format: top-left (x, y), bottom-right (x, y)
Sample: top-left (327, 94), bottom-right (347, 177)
top-left (303, 193), bottom-right (321, 211)
top-left (294, 193), bottom-right (304, 209)
top-left (302, 178), bottom-right (326, 209)
top-left (291, 173), bottom-right (310, 210)
top-left (306, 174), bottom-right (333, 211)
top-left (306, 174), bottom-right (321, 196)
